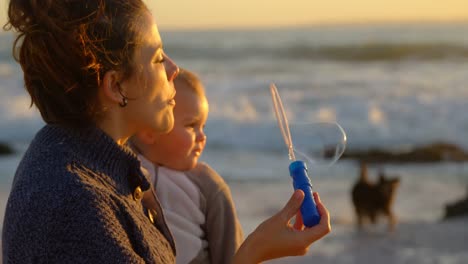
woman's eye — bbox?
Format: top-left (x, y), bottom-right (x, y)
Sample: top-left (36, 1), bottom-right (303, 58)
top-left (154, 56), bottom-right (165, 64)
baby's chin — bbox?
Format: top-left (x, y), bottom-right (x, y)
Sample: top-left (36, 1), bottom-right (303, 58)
top-left (174, 158), bottom-right (198, 172)
top-left (186, 159), bottom-right (199, 171)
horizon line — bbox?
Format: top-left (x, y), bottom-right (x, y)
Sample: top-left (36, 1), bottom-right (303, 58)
top-left (1, 18), bottom-right (467, 35)
top-left (157, 18), bottom-right (468, 32)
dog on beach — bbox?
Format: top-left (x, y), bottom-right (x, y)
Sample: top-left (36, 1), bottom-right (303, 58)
top-left (351, 162), bottom-right (400, 231)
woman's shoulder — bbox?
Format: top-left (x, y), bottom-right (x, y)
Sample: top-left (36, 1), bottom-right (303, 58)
top-left (13, 136), bottom-right (124, 211)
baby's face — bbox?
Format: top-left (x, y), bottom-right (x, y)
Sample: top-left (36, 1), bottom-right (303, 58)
top-left (150, 85), bottom-right (208, 171)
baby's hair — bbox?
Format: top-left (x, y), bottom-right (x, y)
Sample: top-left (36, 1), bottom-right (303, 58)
top-left (175, 68), bottom-right (206, 98)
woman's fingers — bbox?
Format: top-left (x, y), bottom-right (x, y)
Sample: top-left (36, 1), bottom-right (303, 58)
top-left (314, 192), bottom-right (330, 226)
top-left (235, 191), bottom-right (331, 263)
top-left (280, 191), bottom-right (329, 232)
top-left (278, 190), bottom-right (304, 224)
top-left (299, 192), bottom-right (331, 243)
top-left (293, 212), bottom-right (303, 230)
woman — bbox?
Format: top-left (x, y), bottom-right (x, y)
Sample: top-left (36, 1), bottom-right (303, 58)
top-left (2, 0), bottom-right (330, 263)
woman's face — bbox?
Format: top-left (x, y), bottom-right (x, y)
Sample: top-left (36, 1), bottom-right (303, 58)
top-left (120, 12), bottom-right (179, 134)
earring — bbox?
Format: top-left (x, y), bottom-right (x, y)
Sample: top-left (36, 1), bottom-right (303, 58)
top-left (119, 97), bottom-right (128, 107)
top-left (117, 83), bottom-right (128, 107)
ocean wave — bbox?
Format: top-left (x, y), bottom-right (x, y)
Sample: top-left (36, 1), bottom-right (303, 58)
top-left (283, 43), bottom-right (468, 61)
top-left (166, 42), bottom-right (468, 62)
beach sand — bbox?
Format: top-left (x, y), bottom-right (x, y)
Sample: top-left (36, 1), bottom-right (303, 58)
top-left (229, 179), bottom-right (468, 264)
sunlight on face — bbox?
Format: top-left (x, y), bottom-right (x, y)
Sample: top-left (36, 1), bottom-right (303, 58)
top-left (120, 12), bottom-right (178, 135)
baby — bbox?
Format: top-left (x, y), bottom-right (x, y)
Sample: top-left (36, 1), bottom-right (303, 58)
top-left (132, 68), bottom-right (243, 264)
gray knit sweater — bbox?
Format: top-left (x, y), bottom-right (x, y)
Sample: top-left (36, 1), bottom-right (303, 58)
top-left (2, 125), bottom-right (176, 263)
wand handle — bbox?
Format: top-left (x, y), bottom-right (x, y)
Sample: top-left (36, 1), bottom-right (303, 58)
top-left (289, 160), bottom-right (321, 227)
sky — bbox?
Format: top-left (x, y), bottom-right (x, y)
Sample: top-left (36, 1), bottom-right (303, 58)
top-left (150, 0), bottom-right (468, 29)
top-left (1, 0), bottom-right (468, 30)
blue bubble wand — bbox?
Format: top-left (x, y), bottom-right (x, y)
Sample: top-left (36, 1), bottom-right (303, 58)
top-left (270, 83), bottom-right (321, 227)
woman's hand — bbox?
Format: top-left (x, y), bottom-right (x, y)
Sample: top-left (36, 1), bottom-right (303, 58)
top-left (233, 190), bottom-right (331, 264)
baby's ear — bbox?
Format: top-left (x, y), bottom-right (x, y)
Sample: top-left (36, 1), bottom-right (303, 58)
top-left (136, 130), bottom-right (157, 145)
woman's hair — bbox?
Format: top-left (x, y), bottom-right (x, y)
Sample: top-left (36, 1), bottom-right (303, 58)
top-left (4, 0), bottom-right (149, 127)
top-left (174, 68), bottom-right (206, 98)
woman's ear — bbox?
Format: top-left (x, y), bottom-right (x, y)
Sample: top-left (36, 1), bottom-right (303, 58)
top-left (101, 70), bottom-right (124, 105)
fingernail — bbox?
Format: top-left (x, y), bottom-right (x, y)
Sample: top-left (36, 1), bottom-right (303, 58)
top-left (295, 190), bottom-right (303, 199)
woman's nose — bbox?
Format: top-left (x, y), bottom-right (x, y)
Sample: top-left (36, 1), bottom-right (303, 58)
top-left (164, 54), bottom-right (179, 81)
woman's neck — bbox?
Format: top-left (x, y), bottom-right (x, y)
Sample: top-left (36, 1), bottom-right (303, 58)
top-left (96, 113), bottom-right (132, 146)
